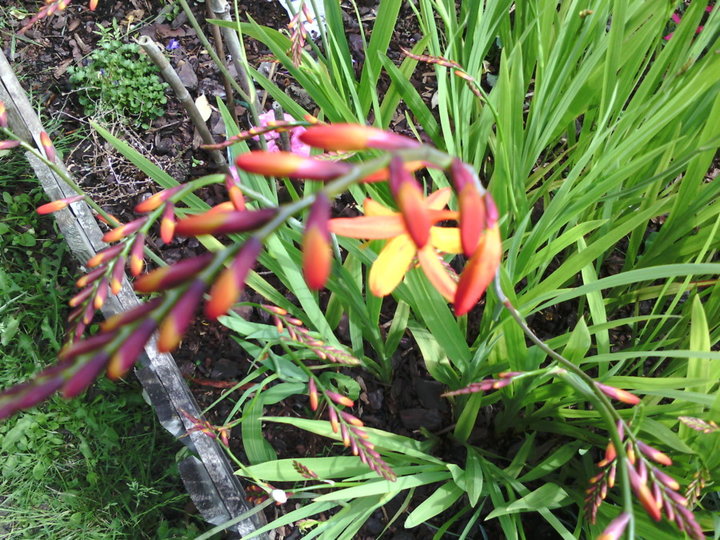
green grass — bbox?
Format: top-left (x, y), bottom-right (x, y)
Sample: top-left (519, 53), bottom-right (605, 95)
top-left (0, 145), bottom-right (201, 538)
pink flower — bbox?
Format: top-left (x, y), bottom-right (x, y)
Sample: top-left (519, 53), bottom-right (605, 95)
top-left (252, 111), bottom-right (311, 156)
top-left (664, 5), bottom-right (714, 40)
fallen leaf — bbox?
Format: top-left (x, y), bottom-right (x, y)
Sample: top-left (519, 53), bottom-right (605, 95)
top-left (195, 94), bottom-right (212, 122)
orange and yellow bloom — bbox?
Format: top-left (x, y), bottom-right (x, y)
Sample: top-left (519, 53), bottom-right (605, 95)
top-left (330, 188), bottom-right (461, 301)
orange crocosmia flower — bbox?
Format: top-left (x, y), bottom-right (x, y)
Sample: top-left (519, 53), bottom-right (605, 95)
top-left (329, 188), bottom-right (461, 300)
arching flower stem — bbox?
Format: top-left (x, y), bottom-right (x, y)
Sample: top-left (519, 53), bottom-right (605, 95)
top-left (492, 276), bottom-right (636, 539)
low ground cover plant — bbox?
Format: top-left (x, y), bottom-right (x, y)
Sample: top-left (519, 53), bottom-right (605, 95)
top-left (2, 0), bottom-right (719, 539)
top-left (66, 21), bottom-right (169, 128)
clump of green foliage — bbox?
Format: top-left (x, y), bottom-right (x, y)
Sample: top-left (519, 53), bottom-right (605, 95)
top-left (67, 23), bottom-right (168, 128)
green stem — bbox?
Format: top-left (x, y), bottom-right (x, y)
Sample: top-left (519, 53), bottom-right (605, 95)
top-left (492, 276), bottom-right (635, 536)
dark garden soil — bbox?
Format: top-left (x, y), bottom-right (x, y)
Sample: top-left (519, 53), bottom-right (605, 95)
top-left (3, 2), bottom-right (590, 538)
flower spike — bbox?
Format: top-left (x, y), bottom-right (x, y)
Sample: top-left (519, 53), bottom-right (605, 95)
top-left (302, 193), bottom-right (332, 290)
top-left (299, 124), bottom-right (419, 151)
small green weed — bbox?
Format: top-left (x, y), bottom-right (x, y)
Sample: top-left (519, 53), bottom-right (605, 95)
top-left (67, 21), bottom-right (168, 128)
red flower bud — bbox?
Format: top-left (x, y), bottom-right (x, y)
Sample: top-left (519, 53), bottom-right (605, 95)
top-left (102, 217), bottom-right (147, 243)
top-left (59, 331), bottom-right (117, 361)
top-left (135, 186), bottom-right (183, 213)
top-left (299, 124), bottom-right (419, 151)
top-left (175, 208), bottom-right (276, 237)
top-left (454, 225), bottom-right (502, 316)
top-left (69, 285), bottom-right (95, 308)
top-left (129, 233), bottom-right (145, 276)
top-left (390, 156), bottom-right (430, 249)
top-left (107, 319), bottom-right (157, 379)
top-left (302, 193), bottom-right (332, 290)
top-left (62, 353), bottom-right (109, 398)
top-left (110, 256), bottom-right (125, 295)
top-left (39, 131), bottom-right (56, 162)
top-left (158, 280), bottom-right (206, 352)
top-left (36, 194), bottom-right (84, 215)
top-left (308, 378), bottom-right (318, 411)
top-left (205, 238), bottom-right (261, 320)
top-left (0, 140), bottom-right (20, 151)
top-left (87, 244), bottom-right (124, 268)
top-left (160, 203), bottom-right (176, 244)
top-left (76, 267), bottom-right (106, 289)
top-left (326, 391), bottom-right (354, 407)
top-left (236, 151), bottom-right (350, 180)
top-left (627, 461), bottom-right (661, 521)
top-left (596, 383), bottom-right (641, 405)
top-left (101, 297), bottom-right (162, 332)
top-left (93, 278), bottom-right (109, 309)
top-left (637, 440), bottom-right (672, 466)
top-left (597, 512), bottom-right (630, 540)
top-left (134, 253), bottom-right (213, 293)
top-left (226, 169), bottom-right (246, 211)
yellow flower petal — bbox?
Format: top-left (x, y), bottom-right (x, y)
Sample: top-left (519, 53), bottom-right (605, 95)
top-left (430, 227), bottom-right (462, 254)
top-left (364, 198), bottom-right (396, 216)
top-left (417, 245), bottom-right (457, 301)
top-left (369, 235), bottom-right (416, 296)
